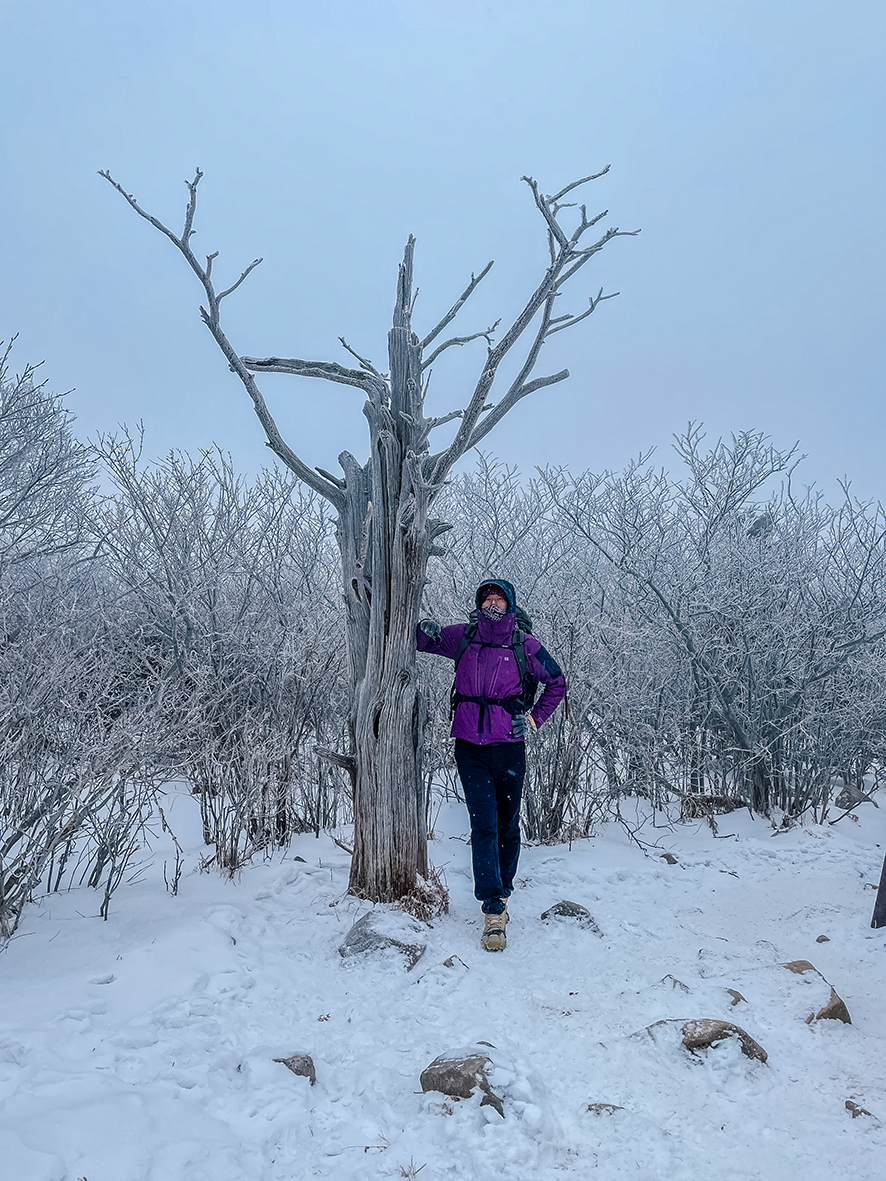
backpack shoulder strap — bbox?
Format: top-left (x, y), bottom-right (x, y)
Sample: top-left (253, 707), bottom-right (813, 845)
top-left (454, 621), bottom-right (477, 667)
top-left (450, 621), bottom-right (478, 720)
top-left (511, 627), bottom-right (527, 690)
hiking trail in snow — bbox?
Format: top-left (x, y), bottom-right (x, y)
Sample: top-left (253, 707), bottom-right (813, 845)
top-left (2, 791), bottom-right (884, 1180)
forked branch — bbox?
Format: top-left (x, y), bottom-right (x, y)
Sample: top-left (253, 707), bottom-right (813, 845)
top-left (421, 320), bottom-right (500, 370)
top-left (99, 168), bottom-right (346, 509)
top-left (425, 169), bottom-right (637, 481)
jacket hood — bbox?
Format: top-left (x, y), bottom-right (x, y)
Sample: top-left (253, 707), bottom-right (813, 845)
top-left (475, 578), bottom-right (517, 614)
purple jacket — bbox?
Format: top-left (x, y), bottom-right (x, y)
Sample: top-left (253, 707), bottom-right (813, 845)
top-left (417, 611), bottom-right (567, 745)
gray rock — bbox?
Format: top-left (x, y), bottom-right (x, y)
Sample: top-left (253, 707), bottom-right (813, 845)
top-left (587, 1103), bottom-right (624, 1115)
top-left (680, 794), bottom-right (745, 819)
top-left (726, 988), bottom-right (747, 1007)
top-left (540, 900), bottom-right (602, 933)
top-left (338, 909), bottom-right (427, 970)
top-left (834, 782), bottom-right (874, 810)
top-left (816, 934), bottom-right (830, 943)
top-left (274, 1053), bottom-right (316, 1085)
top-left (846, 1100), bottom-right (877, 1120)
top-left (420, 1052), bottom-right (504, 1116)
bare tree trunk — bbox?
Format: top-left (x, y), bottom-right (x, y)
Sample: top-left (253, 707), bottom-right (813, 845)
top-left (100, 166), bottom-right (633, 899)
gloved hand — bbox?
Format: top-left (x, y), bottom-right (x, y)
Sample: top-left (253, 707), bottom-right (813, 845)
top-left (512, 713), bottom-right (537, 738)
top-left (419, 619), bottom-right (442, 642)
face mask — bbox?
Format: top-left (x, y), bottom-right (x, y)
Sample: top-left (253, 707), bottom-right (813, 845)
top-left (481, 604), bottom-right (505, 620)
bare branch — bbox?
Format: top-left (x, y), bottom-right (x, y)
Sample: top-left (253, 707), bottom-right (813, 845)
top-left (315, 467), bottom-right (346, 489)
top-left (522, 175), bottom-right (568, 248)
top-left (218, 258), bottom-right (263, 302)
top-left (421, 320), bottom-right (501, 370)
top-left (99, 170), bottom-right (347, 510)
top-left (465, 370), bottom-right (569, 450)
top-left (424, 168), bottom-right (636, 484)
top-left (548, 167), bottom-right (611, 203)
top-left (574, 227), bottom-right (642, 255)
top-left (99, 168), bottom-right (211, 296)
top-left (424, 409), bottom-right (466, 430)
top-left (317, 747), bottom-right (357, 774)
top-left (241, 354), bottom-right (383, 395)
top-left (545, 289), bottom-right (618, 336)
top-left (339, 337), bottom-right (381, 376)
top-left (420, 402), bottom-right (495, 434)
top-left (420, 260), bottom-right (494, 349)
top-left (558, 229), bottom-right (640, 290)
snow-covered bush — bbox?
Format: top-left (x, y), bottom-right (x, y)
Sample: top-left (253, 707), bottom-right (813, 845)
top-left (94, 437), bottom-right (349, 873)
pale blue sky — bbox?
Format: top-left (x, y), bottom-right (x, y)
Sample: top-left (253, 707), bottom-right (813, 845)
top-left (1, 0), bottom-right (883, 500)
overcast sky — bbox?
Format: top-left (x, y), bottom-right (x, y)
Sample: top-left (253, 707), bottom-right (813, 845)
top-left (2, 0), bottom-right (883, 502)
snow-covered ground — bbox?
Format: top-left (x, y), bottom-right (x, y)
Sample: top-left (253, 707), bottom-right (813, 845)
top-left (2, 789), bottom-right (885, 1181)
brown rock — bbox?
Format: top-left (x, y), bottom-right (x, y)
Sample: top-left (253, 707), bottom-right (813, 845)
top-left (811, 987), bottom-right (852, 1024)
top-left (420, 1052), bottom-right (504, 1117)
top-left (659, 852), bottom-right (678, 865)
top-left (726, 989), bottom-right (747, 1007)
top-left (781, 960), bottom-right (851, 1023)
top-left (679, 1018), bottom-right (768, 1063)
top-left (274, 1053), bottom-right (316, 1085)
top-left (644, 1018), bottom-right (767, 1063)
top-left (782, 959), bottom-right (817, 974)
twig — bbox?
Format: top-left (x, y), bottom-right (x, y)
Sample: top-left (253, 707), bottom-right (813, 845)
top-left (421, 261), bottom-right (494, 349)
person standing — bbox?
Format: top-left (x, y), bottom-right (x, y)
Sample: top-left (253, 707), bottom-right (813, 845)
top-left (417, 579), bottom-right (566, 950)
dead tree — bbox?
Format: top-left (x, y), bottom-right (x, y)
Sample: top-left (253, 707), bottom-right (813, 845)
top-left (99, 166), bottom-right (636, 901)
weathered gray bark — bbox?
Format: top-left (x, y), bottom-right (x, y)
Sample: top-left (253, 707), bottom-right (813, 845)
top-left (100, 166), bottom-right (635, 900)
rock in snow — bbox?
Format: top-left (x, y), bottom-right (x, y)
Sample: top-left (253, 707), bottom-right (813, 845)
top-left (680, 1018), bottom-right (768, 1063)
top-left (781, 960), bottom-right (852, 1023)
top-left (420, 1050), bottom-right (505, 1117)
top-left (845, 1100), bottom-right (878, 1121)
top-left (646, 1018), bottom-right (768, 1063)
top-left (338, 908), bottom-right (428, 969)
top-left (273, 1053), bottom-right (316, 1085)
top-left (539, 899), bottom-right (602, 933)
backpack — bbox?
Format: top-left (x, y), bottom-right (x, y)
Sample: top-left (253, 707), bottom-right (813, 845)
top-left (449, 605), bottom-right (540, 726)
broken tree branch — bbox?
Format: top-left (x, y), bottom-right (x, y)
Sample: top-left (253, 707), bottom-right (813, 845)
top-left (240, 355), bottom-right (384, 395)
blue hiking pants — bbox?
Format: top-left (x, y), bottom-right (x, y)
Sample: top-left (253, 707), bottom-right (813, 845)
top-left (454, 738), bottom-right (525, 915)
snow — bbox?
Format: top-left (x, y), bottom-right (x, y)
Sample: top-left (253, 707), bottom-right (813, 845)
top-left (2, 790), bottom-right (885, 1181)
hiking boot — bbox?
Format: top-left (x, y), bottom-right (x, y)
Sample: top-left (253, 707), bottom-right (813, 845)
top-left (481, 904), bottom-right (509, 952)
